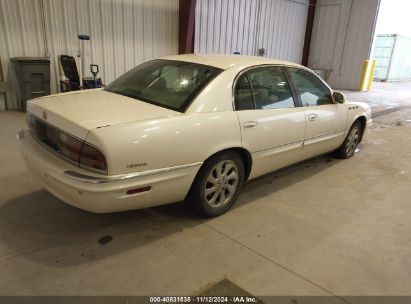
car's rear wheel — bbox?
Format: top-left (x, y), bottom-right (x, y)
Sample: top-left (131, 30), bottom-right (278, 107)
top-left (334, 121), bottom-right (362, 159)
top-left (186, 151), bottom-right (245, 217)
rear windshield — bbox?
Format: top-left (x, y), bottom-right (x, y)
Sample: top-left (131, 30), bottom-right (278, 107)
top-left (105, 60), bottom-right (222, 112)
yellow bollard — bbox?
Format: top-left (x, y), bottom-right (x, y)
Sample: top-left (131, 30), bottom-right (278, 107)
top-left (359, 59), bottom-right (376, 92)
top-left (367, 59), bottom-right (376, 91)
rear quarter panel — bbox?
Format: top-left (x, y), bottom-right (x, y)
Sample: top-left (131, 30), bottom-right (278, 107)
top-left (86, 112), bottom-right (242, 175)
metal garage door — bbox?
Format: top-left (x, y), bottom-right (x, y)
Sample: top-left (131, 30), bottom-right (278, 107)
top-left (194, 0), bottom-right (309, 63)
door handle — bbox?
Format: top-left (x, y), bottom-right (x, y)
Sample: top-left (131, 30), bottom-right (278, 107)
top-left (308, 113), bottom-right (318, 121)
top-left (243, 121), bottom-right (258, 129)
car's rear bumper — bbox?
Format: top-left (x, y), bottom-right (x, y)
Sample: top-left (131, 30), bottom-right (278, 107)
top-left (17, 129), bottom-right (201, 213)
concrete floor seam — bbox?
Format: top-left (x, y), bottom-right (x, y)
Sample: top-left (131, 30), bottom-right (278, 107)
top-left (372, 106), bottom-right (411, 118)
top-left (0, 247), bottom-right (46, 266)
top-left (203, 223), bottom-right (352, 303)
top-left (0, 206), bottom-right (66, 225)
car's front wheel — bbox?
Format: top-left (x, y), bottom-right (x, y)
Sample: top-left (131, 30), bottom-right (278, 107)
top-left (334, 120), bottom-right (362, 159)
top-left (186, 151), bottom-right (245, 217)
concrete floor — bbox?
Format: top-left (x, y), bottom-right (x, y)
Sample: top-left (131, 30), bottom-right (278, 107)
top-left (343, 81), bottom-right (411, 111)
top-left (0, 82), bottom-right (410, 298)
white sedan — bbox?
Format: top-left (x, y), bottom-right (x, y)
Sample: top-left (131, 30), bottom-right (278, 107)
top-left (17, 54), bottom-right (372, 217)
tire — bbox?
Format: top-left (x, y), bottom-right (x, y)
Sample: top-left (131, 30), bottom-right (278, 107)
top-left (334, 120), bottom-right (362, 159)
top-left (186, 151), bottom-right (245, 217)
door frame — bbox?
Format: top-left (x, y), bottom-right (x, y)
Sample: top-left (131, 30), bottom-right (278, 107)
top-left (231, 64), bottom-right (305, 111)
top-left (231, 64), bottom-right (339, 111)
top-left (231, 64), bottom-right (308, 178)
top-left (282, 65), bottom-right (348, 154)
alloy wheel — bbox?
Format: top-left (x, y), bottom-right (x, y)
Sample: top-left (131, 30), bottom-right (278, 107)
top-left (346, 126), bottom-right (360, 156)
top-left (204, 160), bottom-right (239, 208)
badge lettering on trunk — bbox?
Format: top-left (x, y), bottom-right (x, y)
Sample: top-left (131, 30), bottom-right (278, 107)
top-left (127, 162), bottom-right (147, 169)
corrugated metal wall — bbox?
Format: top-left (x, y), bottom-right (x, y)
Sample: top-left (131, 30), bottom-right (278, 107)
top-left (0, 0), bottom-right (179, 110)
top-left (257, 0), bottom-right (308, 62)
top-left (0, 0), bottom-right (44, 110)
top-left (195, 0), bottom-right (309, 63)
top-left (308, 0), bottom-right (380, 90)
top-left (195, 0), bottom-right (260, 55)
top-left (195, 0), bottom-right (380, 90)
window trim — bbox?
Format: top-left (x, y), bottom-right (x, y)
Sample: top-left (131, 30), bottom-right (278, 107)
top-left (246, 73), bottom-right (257, 109)
top-left (233, 72), bottom-right (256, 110)
top-left (232, 64), bottom-right (301, 111)
top-left (284, 66), bottom-right (336, 107)
top-left (282, 66), bottom-right (303, 108)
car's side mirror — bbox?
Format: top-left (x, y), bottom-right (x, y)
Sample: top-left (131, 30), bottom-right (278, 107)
top-left (333, 91), bottom-right (345, 104)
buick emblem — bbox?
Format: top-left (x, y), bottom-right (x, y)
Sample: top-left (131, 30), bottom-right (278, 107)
top-left (42, 111), bottom-right (47, 120)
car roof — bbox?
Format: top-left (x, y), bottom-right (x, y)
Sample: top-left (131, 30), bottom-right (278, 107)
top-left (159, 54), bottom-right (303, 70)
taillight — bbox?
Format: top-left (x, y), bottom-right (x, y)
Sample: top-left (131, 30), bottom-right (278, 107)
top-left (59, 133), bottom-right (82, 162)
top-left (79, 143), bottom-right (107, 171)
top-left (59, 132), bottom-right (107, 172)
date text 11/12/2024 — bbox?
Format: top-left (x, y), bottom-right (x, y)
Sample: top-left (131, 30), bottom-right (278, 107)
top-left (149, 296), bottom-right (259, 303)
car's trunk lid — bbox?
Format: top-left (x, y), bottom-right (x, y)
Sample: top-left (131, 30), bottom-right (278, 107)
top-left (27, 89), bottom-right (181, 139)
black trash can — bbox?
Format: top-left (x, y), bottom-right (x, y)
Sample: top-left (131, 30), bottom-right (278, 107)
top-left (11, 57), bottom-right (51, 111)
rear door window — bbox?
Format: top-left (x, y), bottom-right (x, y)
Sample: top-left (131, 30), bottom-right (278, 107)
top-left (234, 74), bottom-right (255, 110)
top-left (247, 67), bottom-right (296, 109)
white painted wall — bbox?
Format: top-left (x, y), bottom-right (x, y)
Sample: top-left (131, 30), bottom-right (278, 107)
top-left (195, 0), bottom-right (309, 63)
top-left (0, 0), bottom-right (179, 110)
top-left (308, 0), bottom-right (380, 90)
